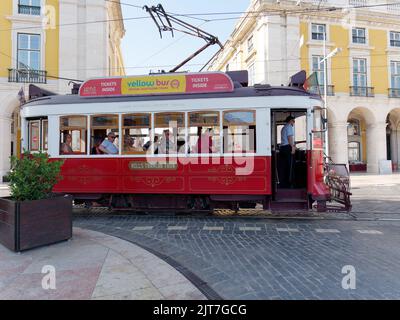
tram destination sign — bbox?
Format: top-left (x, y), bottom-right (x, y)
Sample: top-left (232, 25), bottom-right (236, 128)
top-left (79, 72), bottom-right (234, 97)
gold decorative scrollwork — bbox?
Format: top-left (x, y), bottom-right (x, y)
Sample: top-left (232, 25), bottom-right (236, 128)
top-left (207, 165), bottom-right (235, 174)
top-left (132, 176), bottom-right (177, 188)
top-left (208, 176), bottom-right (246, 186)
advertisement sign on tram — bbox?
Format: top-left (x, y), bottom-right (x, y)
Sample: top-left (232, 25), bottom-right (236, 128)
top-left (79, 72), bottom-right (234, 97)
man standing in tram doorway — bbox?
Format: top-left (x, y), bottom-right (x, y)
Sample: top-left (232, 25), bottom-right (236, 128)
top-left (280, 115), bottom-right (296, 188)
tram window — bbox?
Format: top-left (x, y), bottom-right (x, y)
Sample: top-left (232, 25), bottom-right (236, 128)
top-left (91, 115), bottom-right (119, 155)
top-left (188, 111), bottom-right (220, 154)
top-left (42, 120), bottom-right (48, 151)
top-left (154, 112), bottom-right (185, 154)
top-left (295, 115), bottom-right (307, 150)
top-left (29, 120), bottom-right (40, 151)
top-left (223, 110), bottom-right (256, 153)
top-left (122, 113), bottom-right (151, 154)
top-left (60, 116), bottom-right (87, 155)
top-left (312, 108), bottom-right (324, 149)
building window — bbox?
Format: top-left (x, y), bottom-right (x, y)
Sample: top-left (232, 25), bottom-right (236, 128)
top-left (348, 142), bottom-right (361, 162)
top-left (247, 35), bottom-right (254, 53)
top-left (18, 0), bottom-right (41, 15)
top-left (188, 111), bottom-right (220, 154)
top-left (347, 119), bottom-right (360, 136)
top-left (353, 58), bottom-right (367, 90)
top-left (248, 63), bottom-right (255, 86)
top-left (390, 61), bottom-right (400, 88)
top-left (311, 23), bottom-right (326, 40)
top-left (223, 110), bottom-right (256, 153)
top-left (17, 33), bottom-right (41, 70)
top-left (390, 61), bottom-right (400, 98)
top-left (390, 31), bottom-right (400, 47)
top-left (60, 116), bottom-right (87, 155)
top-left (122, 114), bottom-right (151, 154)
top-left (352, 28), bottom-right (366, 44)
top-left (312, 55), bottom-right (325, 86)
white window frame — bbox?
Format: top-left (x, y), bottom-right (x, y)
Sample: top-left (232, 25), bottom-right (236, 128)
top-left (247, 35), bottom-right (254, 53)
top-left (352, 27), bottom-right (367, 44)
top-left (390, 31), bottom-right (400, 48)
top-left (311, 23), bottom-right (326, 41)
top-left (390, 60), bottom-right (400, 89)
top-left (17, 33), bottom-right (41, 70)
top-left (311, 55), bottom-right (325, 87)
top-left (352, 58), bottom-right (368, 88)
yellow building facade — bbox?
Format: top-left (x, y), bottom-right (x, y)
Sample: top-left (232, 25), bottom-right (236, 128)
top-left (0, 0), bottom-right (125, 180)
top-left (209, 0), bottom-right (400, 174)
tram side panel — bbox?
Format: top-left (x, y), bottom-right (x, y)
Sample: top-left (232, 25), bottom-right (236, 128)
top-left (52, 156), bottom-right (272, 196)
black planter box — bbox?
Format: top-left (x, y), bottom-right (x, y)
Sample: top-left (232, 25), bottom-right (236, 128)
top-left (0, 195), bottom-right (72, 252)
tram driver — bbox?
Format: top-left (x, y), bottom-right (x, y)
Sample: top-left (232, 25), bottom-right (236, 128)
top-left (99, 132), bottom-right (119, 154)
top-left (280, 115), bottom-right (296, 188)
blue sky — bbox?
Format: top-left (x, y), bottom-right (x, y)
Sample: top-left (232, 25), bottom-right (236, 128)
top-left (120, 1), bottom-right (250, 75)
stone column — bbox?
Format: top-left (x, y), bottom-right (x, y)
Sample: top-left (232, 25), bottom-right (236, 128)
top-left (328, 121), bottom-right (348, 165)
top-left (0, 115), bottom-right (12, 181)
top-left (366, 122), bottom-right (387, 174)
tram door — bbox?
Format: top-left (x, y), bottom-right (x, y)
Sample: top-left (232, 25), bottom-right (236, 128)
top-left (271, 110), bottom-right (308, 203)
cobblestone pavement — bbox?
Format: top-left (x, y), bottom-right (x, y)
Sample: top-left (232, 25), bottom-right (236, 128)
top-left (349, 173), bottom-right (400, 216)
top-left (74, 214), bottom-right (400, 299)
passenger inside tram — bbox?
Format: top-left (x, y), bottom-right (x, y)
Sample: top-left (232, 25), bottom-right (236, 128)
top-left (143, 135), bottom-right (159, 154)
top-left (98, 132), bottom-right (119, 154)
top-left (60, 133), bottom-right (73, 154)
top-left (195, 127), bottom-right (214, 153)
top-left (91, 137), bottom-right (104, 154)
top-left (158, 129), bottom-right (176, 154)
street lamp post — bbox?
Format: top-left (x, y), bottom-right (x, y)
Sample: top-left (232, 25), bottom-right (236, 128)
top-left (319, 34), bottom-right (341, 160)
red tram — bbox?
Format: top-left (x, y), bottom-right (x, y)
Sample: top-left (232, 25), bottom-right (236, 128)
top-left (20, 71), bottom-right (331, 212)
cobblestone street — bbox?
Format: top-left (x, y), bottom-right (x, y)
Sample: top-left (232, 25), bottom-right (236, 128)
top-left (73, 174), bottom-right (400, 300)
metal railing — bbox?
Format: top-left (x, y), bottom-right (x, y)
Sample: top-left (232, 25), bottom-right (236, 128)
top-left (8, 69), bottom-right (47, 84)
top-left (308, 85), bottom-right (335, 96)
top-left (18, 4), bottom-right (41, 15)
top-left (319, 85), bottom-right (335, 96)
top-left (389, 88), bottom-right (400, 98)
top-left (349, 86), bottom-right (374, 97)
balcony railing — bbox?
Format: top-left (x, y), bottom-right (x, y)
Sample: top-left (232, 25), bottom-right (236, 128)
top-left (349, 86), bottom-right (374, 97)
top-left (8, 69), bottom-right (47, 84)
top-left (388, 88), bottom-right (400, 98)
top-left (309, 85), bottom-right (335, 96)
top-left (18, 4), bottom-right (41, 16)
top-left (319, 85), bottom-right (335, 96)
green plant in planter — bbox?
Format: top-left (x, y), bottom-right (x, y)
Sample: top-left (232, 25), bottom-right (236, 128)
top-left (9, 151), bottom-right (64, 201)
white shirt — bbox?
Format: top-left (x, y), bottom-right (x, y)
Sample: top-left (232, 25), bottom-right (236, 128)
top-left (101, 139), bottom-right (119, 154)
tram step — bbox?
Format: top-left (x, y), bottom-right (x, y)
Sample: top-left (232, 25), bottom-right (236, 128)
top-left (271, 200), bottom-right (309, 211)
top-left (275, 188), bottom-right (307, 200)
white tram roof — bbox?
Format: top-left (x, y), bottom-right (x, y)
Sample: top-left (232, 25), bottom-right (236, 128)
top-left (24, 85), bottom-right (320, 108)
